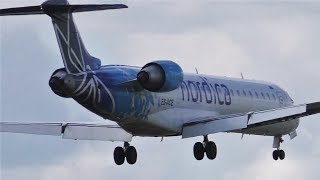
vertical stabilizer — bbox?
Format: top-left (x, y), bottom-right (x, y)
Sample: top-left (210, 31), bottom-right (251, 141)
top-left (0, 0), bottom-right (128, 73)
top-left (42, 0), bottom-right (99, 73)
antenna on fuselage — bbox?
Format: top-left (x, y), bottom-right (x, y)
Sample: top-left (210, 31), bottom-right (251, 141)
top-left (241, 73), bottom-right (244, 79)
top-left (195, 68), bottom-right (199, 74)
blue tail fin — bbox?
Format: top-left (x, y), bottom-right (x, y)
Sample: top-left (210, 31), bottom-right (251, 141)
top-left (0, 0), bottom-right (128, 73)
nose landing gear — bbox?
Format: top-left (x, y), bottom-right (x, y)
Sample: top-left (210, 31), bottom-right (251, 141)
top-left (193, 135), bottom-right (217, 160)
top-left (273, 149), bottom-right (285, 160)
top-left (114, 142), bottom-right (137, 165)
top-left (272, 136), bottom-right (286, 161)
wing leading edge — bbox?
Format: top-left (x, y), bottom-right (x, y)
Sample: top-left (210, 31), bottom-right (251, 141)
top-left (0, 122), bottom-right (132, 142)
top-left (182, 102), bottom-right (320, 138)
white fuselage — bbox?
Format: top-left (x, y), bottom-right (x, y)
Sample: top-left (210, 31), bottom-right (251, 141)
top-left (117, 73), bottom-right (299, 137)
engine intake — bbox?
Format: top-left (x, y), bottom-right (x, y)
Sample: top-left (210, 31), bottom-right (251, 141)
top-left (137, 60), bottom-right (183, 92)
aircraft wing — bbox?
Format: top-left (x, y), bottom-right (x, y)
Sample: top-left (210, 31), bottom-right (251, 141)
top-left (0, 122), bottom-right (132, 142)
top-left (182, 102), bottom-right (320, 138)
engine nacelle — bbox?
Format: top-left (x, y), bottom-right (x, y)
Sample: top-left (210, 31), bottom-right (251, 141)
top-left (137, 60), bottom-right (183, 92)
top-left (49, 68), bottom-right (74, 98)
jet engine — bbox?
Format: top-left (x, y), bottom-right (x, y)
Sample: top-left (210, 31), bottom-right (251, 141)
top-left (49, 68), bottom-right (74, 98)
top-left (137, 60), bottom-right (183, 92)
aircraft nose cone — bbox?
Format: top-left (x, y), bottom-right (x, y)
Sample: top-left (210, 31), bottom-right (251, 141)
top-left (49, 77), bottom-right (64, 90)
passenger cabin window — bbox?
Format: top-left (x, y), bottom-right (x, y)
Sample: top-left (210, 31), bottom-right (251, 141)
top-left (243, 90), bottom-right (247, 97)
top-left (237, 90), bottom-right (241, 96)
top-left (230, 89), bottom-right (234, 96)
top-left (249, 91), bottom-right (253, 98)
top-left (266, 93), bottom-right (270, 100)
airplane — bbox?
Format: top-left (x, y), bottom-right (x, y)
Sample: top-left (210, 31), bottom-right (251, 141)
top-left (1, 0), bottom-right (320, 166)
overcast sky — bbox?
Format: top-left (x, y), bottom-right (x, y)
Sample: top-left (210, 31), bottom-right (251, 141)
top-left (1, 0), bottom-right (320, 180)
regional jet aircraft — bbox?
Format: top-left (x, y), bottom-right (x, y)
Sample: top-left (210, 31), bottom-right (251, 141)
top-left (1, 0), bottom-right (320, 165)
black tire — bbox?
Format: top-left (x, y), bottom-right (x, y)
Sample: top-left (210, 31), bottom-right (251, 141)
top-left (273, 150), bottom-right (279, 161)
top-left (114, 146), bottom-right (125, 165)
top-left (126, 146), bottom-right (137, 165)
top-left (205, 141), bottom-right (217, 160)
top-left (279, 150), bottom-right (285, 160)
top-left (193, 142), bottom-right (205, 160)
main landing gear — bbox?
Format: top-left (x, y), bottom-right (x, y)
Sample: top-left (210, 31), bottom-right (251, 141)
top-left (193, 135), bottom-right (217, 160)
top-left (114, 142), bottom-right (137, 165)
top-left (272, 136), bottom-right (286, 161)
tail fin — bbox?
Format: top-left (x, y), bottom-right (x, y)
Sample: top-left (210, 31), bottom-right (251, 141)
top-left (0, 0), bottom-right (128, 73)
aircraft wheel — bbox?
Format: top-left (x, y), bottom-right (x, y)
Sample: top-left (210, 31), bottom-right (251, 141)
top-left (194, 142), bottom-right (205, 160)
top-left (279, 150), bottom-right (285, 160)
top-left (126, 146), bottom-right (137, 165)
top-left (114, 146), bottom-right (125, 165)
top-left (205, 141), bottom-right (217, 160)
top-left (272, 150), bottom-right (279, 161)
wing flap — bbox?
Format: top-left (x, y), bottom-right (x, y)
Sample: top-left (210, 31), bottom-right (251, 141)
top-left (62, 123), bottom-right (132, 142)
top-left (0, 122), bottom-right (132, 142)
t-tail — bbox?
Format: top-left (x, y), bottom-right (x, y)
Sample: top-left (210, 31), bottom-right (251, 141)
top-left (0, 0), bottom-right (127, 73)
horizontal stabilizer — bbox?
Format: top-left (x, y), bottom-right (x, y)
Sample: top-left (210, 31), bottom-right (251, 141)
top-left (0, 4), bottom-right (128, 16)
top-left (0, 6), bottom-right (43, 16)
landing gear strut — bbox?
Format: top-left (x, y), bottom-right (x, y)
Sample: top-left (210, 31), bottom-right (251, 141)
top-left (272, 136), bottom-right (286, 161)
top-left (193, 135), bottom-right (217, 160)
top-left (114, 142), bottom-right (137, 165)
